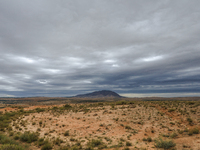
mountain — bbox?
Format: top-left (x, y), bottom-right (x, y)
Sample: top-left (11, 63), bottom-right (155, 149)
top-left (75, 90), bottom-right (122, 98)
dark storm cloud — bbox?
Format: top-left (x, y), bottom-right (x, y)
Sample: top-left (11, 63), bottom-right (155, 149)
top-left (0, 0), bottom-right (200, 97)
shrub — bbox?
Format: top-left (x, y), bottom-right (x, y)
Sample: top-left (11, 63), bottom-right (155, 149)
top-left (0, 134), bottom-right (17, 145)
top-left (41, 142), bottom-right (52, 150)
top-left (63, 104), bottom-right (72, 109)
top-left (192, 128), bottom-right (199, 134)
top-left (155, 138), bottom-right (176, 149)
top-left (126, 141), bottom-right (132, 146)
top-left (170, 122), bottom-right (175, 125)
top-left (20, 131), bottom-right (39, 143)
top-left (143, 137), bottom-right (152, 142)
top-left (59, 146), bottom-right (70, 150)
top-left (38, 138), bottom-right (45, 146)
top-left (13, 135), bottom-right (20, 140)
top-left (170, 132), bottom-right (178, 138)
top-left (142, 138), bottom-right (147, 141)
top-left (0, 144), bottom-right (24, 150)
top-left (168, 108), bottom-right (176, 112)
top-left (53, 137), bottom-right (63, 146)
top-left (9, 132), bottom-right (14, 136)
top-left (39, 121), bottom-right (42, 126)
top-left (64, 130), bottom-right (69, 136)
top-left (0, 134), bottom-right (25, 150)
top-left (187, 118), bottom-right (193, 125)
top-left (125, 125), bottom-right (132, 130)
top-left (188, 128), bottom-right (199, 136)
top-left (70, 138), bottom-right (76, 141)
top-left (147, 137), bottom-right (152, 142)
top-left (87, 139), bottom-right (106, 148)
top-left (116, 101), bottom-right (127, 105)
top-left (35, 108), bottom-right (45, 113)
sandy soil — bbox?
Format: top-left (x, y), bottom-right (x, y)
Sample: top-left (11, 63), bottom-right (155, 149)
top-left (8, 102), bottom-right (200, 150)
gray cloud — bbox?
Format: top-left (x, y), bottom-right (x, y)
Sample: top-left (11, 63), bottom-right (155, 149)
top-left (0, 0), bottom-right (200, 97)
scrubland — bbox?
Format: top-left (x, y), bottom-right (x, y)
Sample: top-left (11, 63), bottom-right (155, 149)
top-left (0, 100), bottom-right (200, 150)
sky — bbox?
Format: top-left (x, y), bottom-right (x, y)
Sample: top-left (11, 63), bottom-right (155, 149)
top-left (0, 0), bottom-right (200, 97)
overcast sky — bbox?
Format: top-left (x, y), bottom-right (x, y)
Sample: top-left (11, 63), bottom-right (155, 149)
top-left (0, 0), bottom-right (200, 97)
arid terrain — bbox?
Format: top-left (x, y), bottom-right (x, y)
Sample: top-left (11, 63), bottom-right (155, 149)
top-left (0, 98), bottom-right (200, 150)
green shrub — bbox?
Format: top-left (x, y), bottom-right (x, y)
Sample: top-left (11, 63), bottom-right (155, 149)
top-left (155, 138), bottom-right (176, 149)
top-left (147, 137), bottom-right (152, 142)
top-left (187, 118), bottom-right (193, 125)
top-left (9, 132), bottom-right (14, 136)
top-left (87, 139), bottom-right (106, 148)
top-left (126, 141), bottom-right (132, 146)
top-left (63, 104), bottom-right (72, 109)
top-left (168, 108), bottom-right (176, 112)
top-left (13, 135), bottom-right (20, 140)
top-left (41, 142), bottom-right (52, 150)
top-left (59, 145), bottom-right (70, 150)
top-left (20, 131), bottom-right (39, 143)
top-left (0, 144), bottom-right (24, 150)
top-left (38, 138), bottom-right (45, 146)
top-left (143, 137), bottom-right (152, 142)
top-left (192, 128), bottom-right (199, 134)
top-left (170, 122), bottom-right (175, 125)
top-left (35, 108), bottom-right (45, 113)
top-left (116, 101), bottom-right (127, 105)
top-left (39, 121), bottom-right (42, 126)
top-left (170, 132), bottom-right (178, 138)
top-left (53, 137), bottom-right (63, 146)
top-left (0, 134), bottom-right (17, 145)
top-left (188, 102), bottom-right (195, 105)
top-left (142, 138), bottom-right (147, 141)
top-left (125, 125), bottom-right (132, 130)
top-left (64, 130), bottom-right (69, 136)
top-left (188, 128), bottom-right (199, 135)
top-left (0, 134), bottom-right (25, 150)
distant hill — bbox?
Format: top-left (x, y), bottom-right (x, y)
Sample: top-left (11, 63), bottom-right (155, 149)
top-left (75, 90), bottom-right (122, 98)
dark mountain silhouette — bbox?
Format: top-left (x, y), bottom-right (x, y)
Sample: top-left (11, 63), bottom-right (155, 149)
top-left (75, 90), bottom-right (122, 98)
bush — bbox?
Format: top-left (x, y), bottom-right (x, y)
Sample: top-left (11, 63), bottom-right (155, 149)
top-left (155, 138), bottom-right (176, 149)
top-left (126, 141), bottom-right (132, 146)
top-left (63, 104), bottom-right (72, 110)
top-left (87, 139), bottom-right (106, 148)
top-left (13, 135), bottom-right (20, 140)
top-left (41, 143), bottom-right (52, 150)
top-left (116, 101), bottom-right (127, 105)
top-left (35, 108), bottom-right (45, 113)
top-left (125, 126), bottom-right (132, 130)
top-left (64, 130), bottom-right (69, 136)
top-left (143, 137), bottom-right (152, 142)
top-left (0, 134), bottom-right (25, 150)
top-left (147, 137), bottom-right (152, 142)
top-left (0, 144), bottom-right (24, 150)
top-left (170, 132), bottom-right (178, 138)
top-left (187, 118), bottom-right (193, 125)
top-left (53, 137), bottom-right (63, 146)
top-left (20, 131), bottom-right (39, 143)
top-left (188, 128), bottom-right (199, 135)
top-left (168, 108), bottom-right (176, 112)
top-left (0, 134), bottom-right (18, 145)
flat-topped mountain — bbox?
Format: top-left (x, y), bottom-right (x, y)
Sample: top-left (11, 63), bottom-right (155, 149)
top-left (75, 90), bottom-right (122, 98)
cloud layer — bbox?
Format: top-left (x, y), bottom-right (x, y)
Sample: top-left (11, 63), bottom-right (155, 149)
top-left (0, 0), bottom-right (200, 97)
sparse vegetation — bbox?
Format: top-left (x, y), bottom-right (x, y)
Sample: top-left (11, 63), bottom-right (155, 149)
top-left (155, 138), bottom-right (176, 149)
top-left (0, 99), bottom-right (200, 149)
